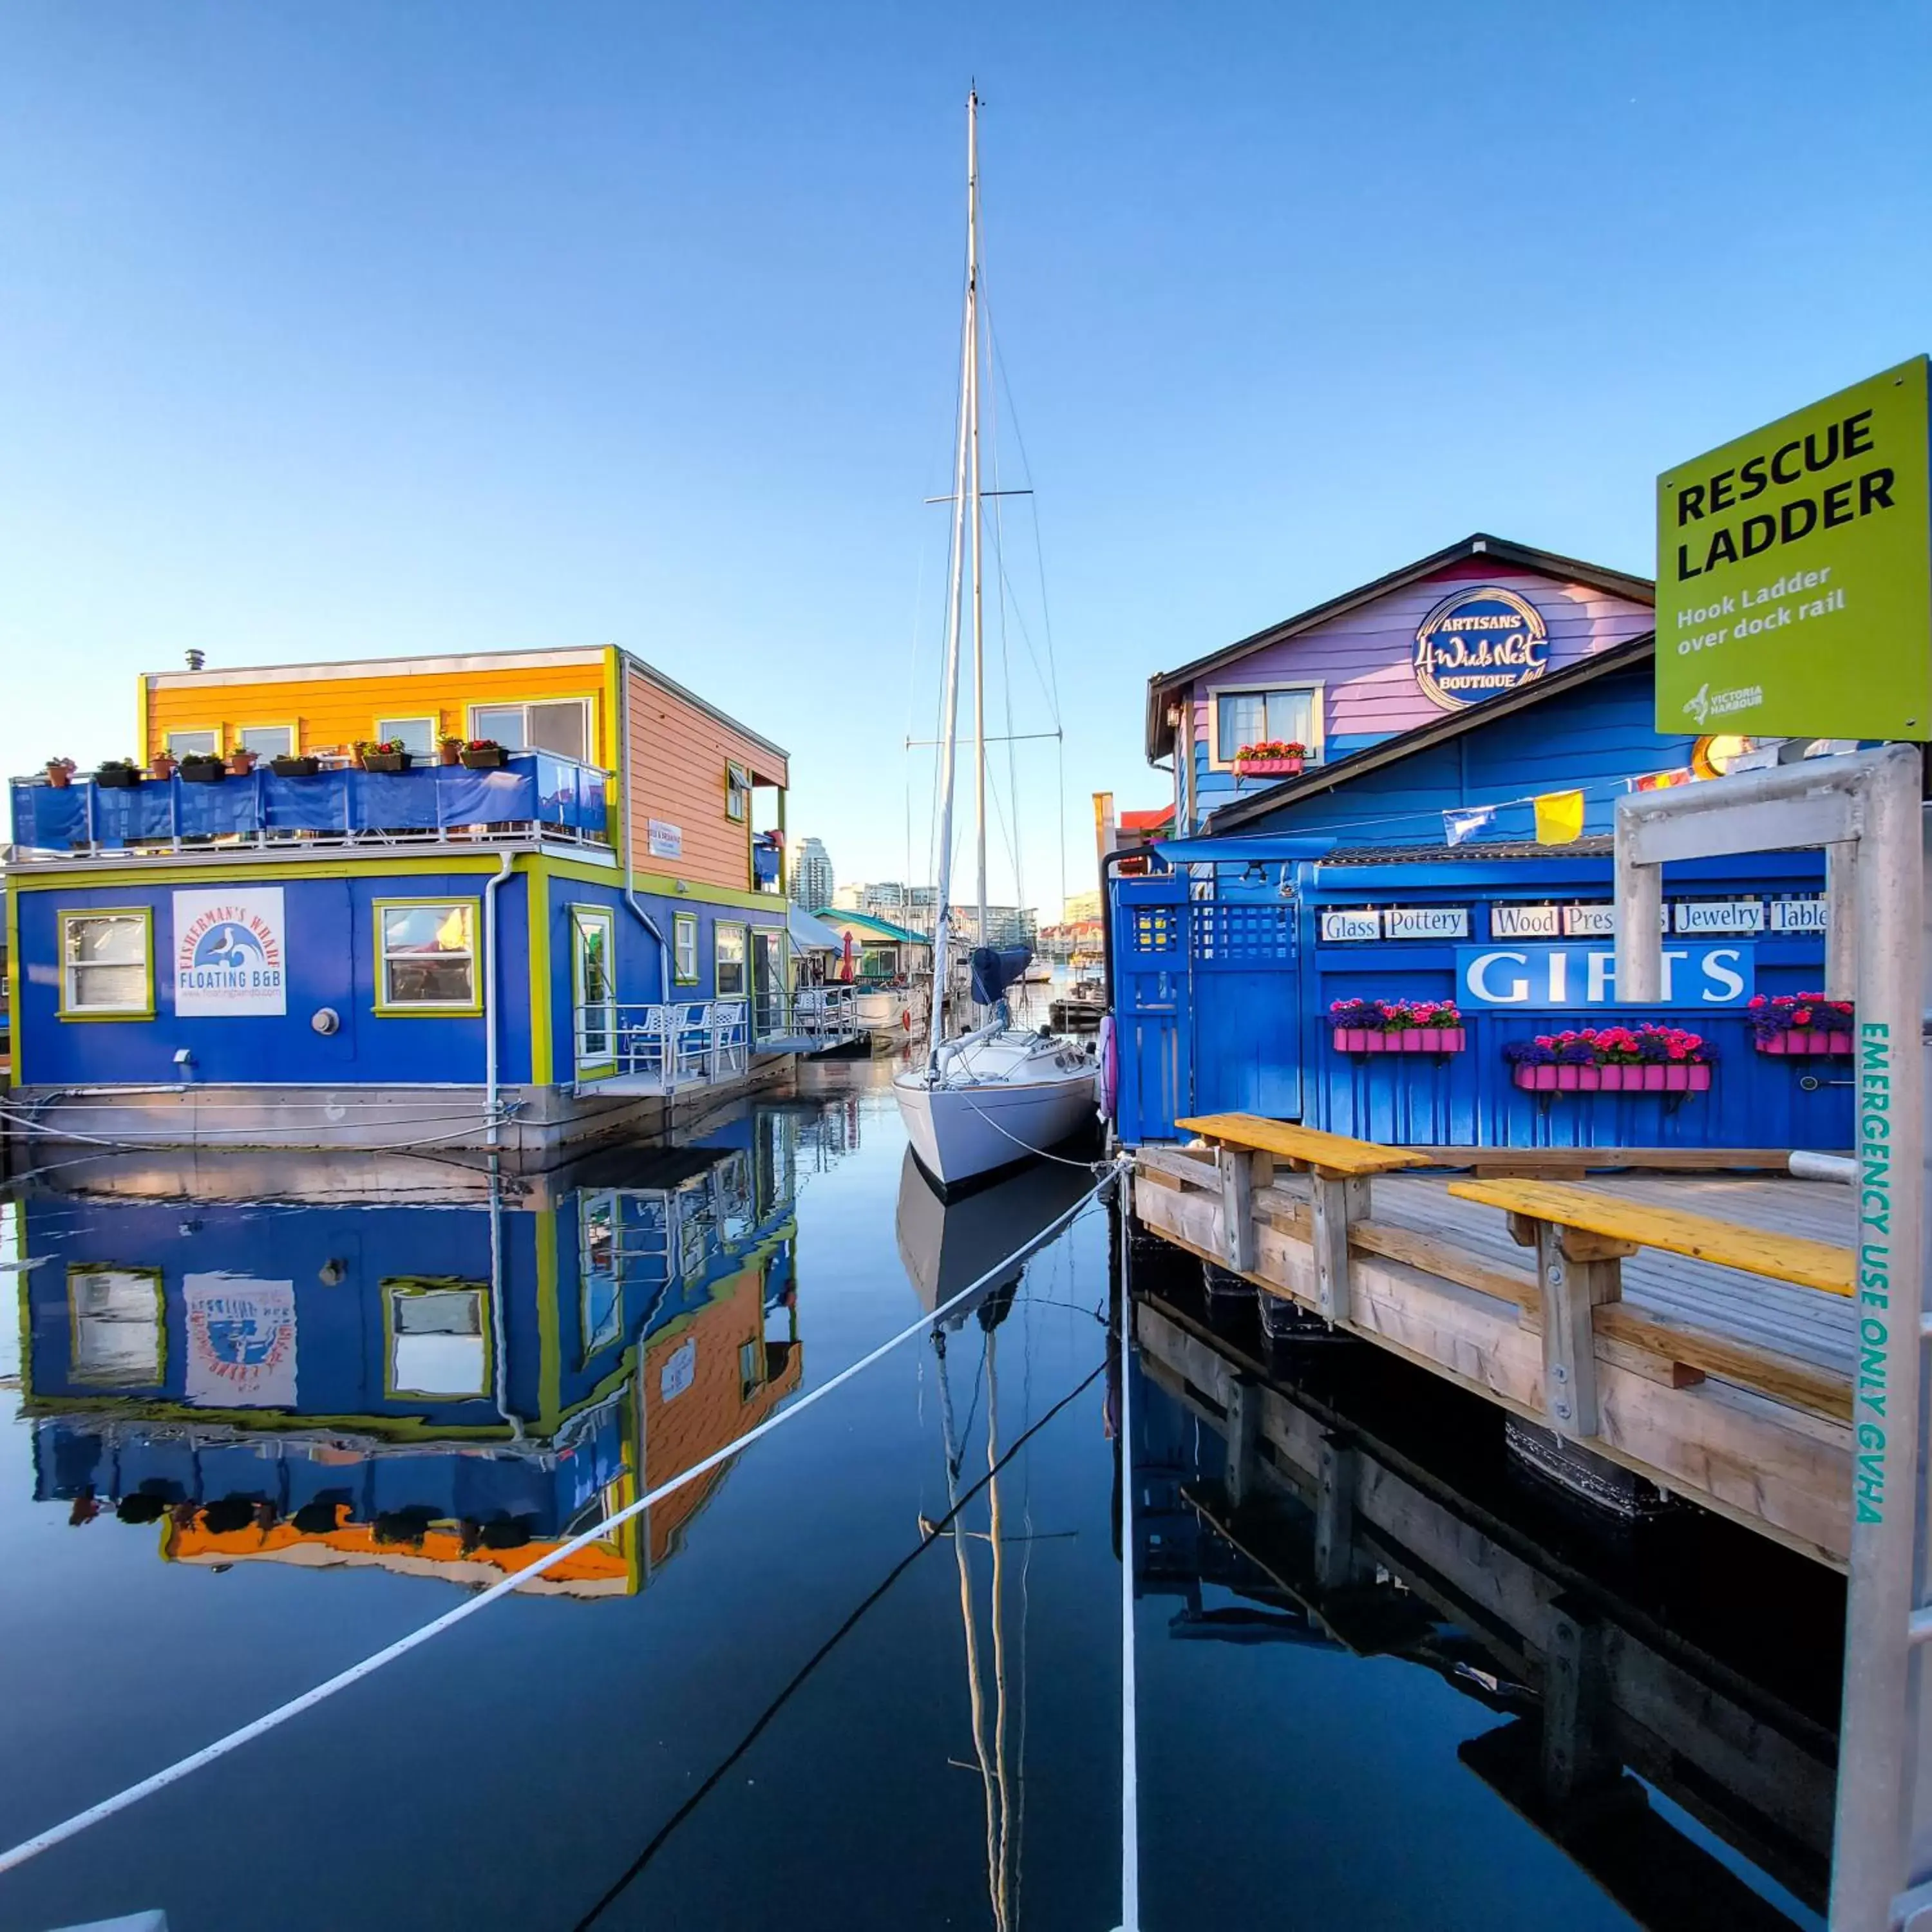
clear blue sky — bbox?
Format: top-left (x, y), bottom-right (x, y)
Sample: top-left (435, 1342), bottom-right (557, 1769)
top-left (4, 2), bottom-right (1927, 911)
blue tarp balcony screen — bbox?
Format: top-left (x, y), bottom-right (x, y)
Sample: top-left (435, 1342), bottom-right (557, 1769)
top-left (10, 755), bottom-right (611, 853)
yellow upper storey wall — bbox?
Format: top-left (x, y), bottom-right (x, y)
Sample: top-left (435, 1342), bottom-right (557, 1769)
top-left (137, 645), bottom-right (793, 898)
top-left (140, 649), bottom-right (618, 767)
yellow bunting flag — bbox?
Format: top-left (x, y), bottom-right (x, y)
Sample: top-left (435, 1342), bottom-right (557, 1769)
top-left (1533, 788), bottom-right (1585, 844)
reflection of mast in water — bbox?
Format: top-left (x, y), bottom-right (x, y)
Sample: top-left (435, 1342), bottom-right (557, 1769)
top-left (934, 1299), bottom-right (1021, 1932)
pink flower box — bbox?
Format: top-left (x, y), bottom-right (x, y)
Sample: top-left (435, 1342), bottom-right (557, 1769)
top-left (1757, 1030), bottom-right (1855, 1056)
top-left (1513, 1063), bottom-right (1709, 1094)
top-left (1235, 755), bottom-right (1303, 777)
top-left (1332, 1027), bottom-right (1466, 1054)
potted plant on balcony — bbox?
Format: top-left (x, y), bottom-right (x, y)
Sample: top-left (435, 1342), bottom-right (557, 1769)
top-left (355, 738), bottom-right (412, 773)
top-left (44, 756), bottom-right (77, 789)
top-left (95, 757), bottom-right (142, 790)
top-left (1233, 739), bottom-right (1305, 779)
top-left (270, 751), bottom-right (321, 777)
top-left (179, 750), bottom-right (227, 782)
top-left (459, 737), bottom-right (509, 770)
top-left (439, 734), bottom-right (465, 766)
top-left (149, 749), bottom-right (178, 781)
top-left (227, 746), bottom-right (260, 776)
top-left (1748, 991), bottom-right (1855, 1056)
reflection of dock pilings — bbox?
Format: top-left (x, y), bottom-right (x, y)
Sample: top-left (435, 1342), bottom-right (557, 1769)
top-left (1131, 1286), bottom-right (1839, 1926)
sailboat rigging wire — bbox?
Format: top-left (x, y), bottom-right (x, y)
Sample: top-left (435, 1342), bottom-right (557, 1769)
top-left (1116, 1182), bottom-right (1142, 1932)
top-left (0, 1164), bottom-right (1128, 1882)
top-left (567, 1359), bottom-right (1108, 1931)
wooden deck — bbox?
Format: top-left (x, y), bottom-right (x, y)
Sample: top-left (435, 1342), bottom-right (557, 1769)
top-left (1132, 1128), bottom-right (1860, 1567)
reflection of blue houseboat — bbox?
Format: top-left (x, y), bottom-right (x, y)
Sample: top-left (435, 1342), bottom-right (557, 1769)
top-left (17, 1106), bottom-right (824, 1595)
top-left (5, 645), bottom-right (858, 1161)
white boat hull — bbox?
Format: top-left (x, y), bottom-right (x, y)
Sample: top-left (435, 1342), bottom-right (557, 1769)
top-left (855, 987), bottom-right (923, 1047)
top-left (893, 1058), bottom-right (1098, 1188)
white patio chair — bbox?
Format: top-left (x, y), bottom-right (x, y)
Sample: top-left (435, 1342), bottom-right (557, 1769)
top-left (672, 1001), bottom-right (714, 1083)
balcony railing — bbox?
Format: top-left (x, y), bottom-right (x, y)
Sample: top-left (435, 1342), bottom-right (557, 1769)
top-left (8, 753), bottom-right (610, 860)
top-left (573, 987), bottom-right (864, 1090)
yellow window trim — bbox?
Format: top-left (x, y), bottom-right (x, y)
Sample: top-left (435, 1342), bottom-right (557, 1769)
top-left (672, 909), bottom-right (701, 986)
top-left (713, 918), bottom-right (748, 999)
top-left (164, 727), bottom-right (225, 757)
top-left (381, 1276), bottom-right (494, 1402)
top-left (234, 721), bottom-right (301, 757)
top-left (372, 714), bottom-right (440, 753)
top-left (570, 903), bottom-right (618, 1074)
top-left (67, 1263), bottom-right (167, 1385)
top-left (57, 906), bottom-right (156, 1022)
top-left (371, 896), bottom-right (484, 1018)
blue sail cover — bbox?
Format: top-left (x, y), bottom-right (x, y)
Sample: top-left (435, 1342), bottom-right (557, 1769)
top-left (970, 945), bottom-right (1032, 1006)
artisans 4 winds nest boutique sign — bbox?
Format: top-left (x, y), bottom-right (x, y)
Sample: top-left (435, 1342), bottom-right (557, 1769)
top-left (173, 887), bottom-right (287, 1017)
top-left (1656, 356), bottom-right (1932, 741)
top-left (1413, 585), bottom-right (1550, 710)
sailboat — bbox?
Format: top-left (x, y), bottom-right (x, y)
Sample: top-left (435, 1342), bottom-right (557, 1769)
top-left (893, 90), bottom-right (1100, 1191)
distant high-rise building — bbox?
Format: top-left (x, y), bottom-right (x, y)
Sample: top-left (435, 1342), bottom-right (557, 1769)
top-left (789, 836), bottom-right (835, 910)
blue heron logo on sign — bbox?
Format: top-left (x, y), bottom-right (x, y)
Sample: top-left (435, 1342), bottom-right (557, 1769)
top-left (172, 886), bottom-right (287, 1016)
top-left (1414, 585), bottom-right (1550, 710)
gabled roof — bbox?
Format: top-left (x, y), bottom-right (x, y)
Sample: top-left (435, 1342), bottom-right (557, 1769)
top-left (812, 908), bottom-right (933, 947)
top-left (1119, 804), bottom-right (1175, 833)
top-left (1204, 632), bottom-right (1656, 833)
top-left (1145, 533), bottom-right (1655, 761)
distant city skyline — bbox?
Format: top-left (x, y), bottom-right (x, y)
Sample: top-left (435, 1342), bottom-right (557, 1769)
top-left (788, 835), bottom-right (834, 911)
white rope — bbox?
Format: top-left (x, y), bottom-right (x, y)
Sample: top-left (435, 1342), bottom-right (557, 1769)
top-left (1117, 1180), bottom-right (1142, 1932)
top-left (0, 1160), bottom-right (1127, 1880)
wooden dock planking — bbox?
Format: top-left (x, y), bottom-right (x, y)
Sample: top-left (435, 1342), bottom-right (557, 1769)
top-left (1130, 1132), bottom-right (1857, 1565)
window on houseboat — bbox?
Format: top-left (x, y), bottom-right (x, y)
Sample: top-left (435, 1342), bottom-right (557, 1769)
top-left (469, 701), bottom-right (590, 762)
top-left (1213, 686), bottom-right (1318, 764)
top-left (377, 902), bottom-right (477, 1010)
top-left (165, 730), bottom-right (218, 757)
top-left (714, 922), bottom-right (746, 996)
top-left (387, 1283), bottom-right (488, 1399)
top-left (61, 913), bottom-right (150, 1016)
top-left (374, 717), bottom-right (437, 759)
top-left (724, 761), bottom-right (752, 822)
top-left (673, 912), bottom-right (700, 987)
top-left (236, 726), bottom-right (294, 758)
top-left (68, 1267), bottom-right (162, 1386)
top-left (579, 1193), bottom-right (621, 1358)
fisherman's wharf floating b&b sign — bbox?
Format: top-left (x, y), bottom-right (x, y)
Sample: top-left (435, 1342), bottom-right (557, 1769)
top-left (173, 887), bottom-right (287, 1017)
top-left (1413, 586), bottom-right (1550, 711)
top-left (1656, 357), bottom-right (1932, 741)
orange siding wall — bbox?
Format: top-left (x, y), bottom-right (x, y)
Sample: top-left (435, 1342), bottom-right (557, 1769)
top-left (142, 654), bottom-right (614, 766)
top-left (623, 660), bottom-right (790, 894)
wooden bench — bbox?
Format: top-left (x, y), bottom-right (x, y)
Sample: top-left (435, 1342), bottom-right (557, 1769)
top-left (1175, 1114), bottom-right (1429, 1321)
top-left (1446, 1176), bottom-right (1854, 1440)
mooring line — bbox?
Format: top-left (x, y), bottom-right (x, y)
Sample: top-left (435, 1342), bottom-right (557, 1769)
top-left (568, 1361), bottom-right (1108, 1931)
top-left (0, 1160), bottom-right (1128, 1881)
top-left (1117, 1177), bottom-right (1142, 1932)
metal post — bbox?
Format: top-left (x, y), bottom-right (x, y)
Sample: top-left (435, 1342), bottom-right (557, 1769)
top-left (1612, 744), bottom-right (1926, 1931)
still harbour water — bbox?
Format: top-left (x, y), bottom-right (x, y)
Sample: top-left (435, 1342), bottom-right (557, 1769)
top-left (0, 1063), bottom-right (1841, 1930)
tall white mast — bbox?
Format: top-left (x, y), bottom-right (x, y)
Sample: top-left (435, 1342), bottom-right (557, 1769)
top-left (967, 88), bottom-right (988, 985)
top-left (925, 88), bottom-right (978, 1072)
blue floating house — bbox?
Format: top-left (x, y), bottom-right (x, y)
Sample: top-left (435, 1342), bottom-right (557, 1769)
top-left (5, 644), bottom-right (857, 1159)
top-left (1108, 537), bottom-right (1853, 1152)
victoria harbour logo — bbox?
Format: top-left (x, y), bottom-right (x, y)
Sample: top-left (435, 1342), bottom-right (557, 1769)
top-left (1413, 585), bottom-right (1550, 711)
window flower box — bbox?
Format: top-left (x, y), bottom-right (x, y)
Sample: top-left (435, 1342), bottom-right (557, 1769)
top-left (94, 762), bottom-right (142, 790)
top-left (179, 756), bottom-right (227, 782)
top-left (459, 740), bottom-right (509, 770)
top-left (270, 755), bottom-right (321, 778)
top-left (1234, 739), bottom-right (1305, 779)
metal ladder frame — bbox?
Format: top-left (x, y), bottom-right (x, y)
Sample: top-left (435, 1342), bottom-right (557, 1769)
top-left (1612, 742), bottom-right (1927, 1931)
